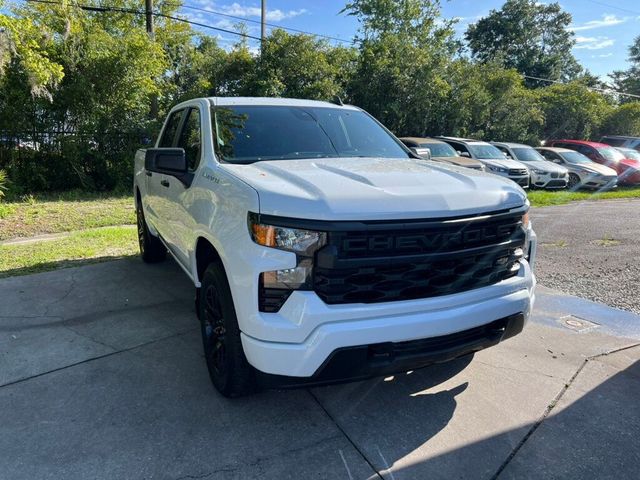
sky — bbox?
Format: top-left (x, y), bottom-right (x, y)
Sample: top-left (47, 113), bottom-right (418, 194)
top-left (181, 0), bottom-right (640, 82)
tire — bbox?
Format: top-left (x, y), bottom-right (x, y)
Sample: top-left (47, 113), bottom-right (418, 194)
top-left (568, 173), bottom-right (580, 189)
top-left (136, 199), bottom-right (167, 263)
top-left (199, 262), bottom-right (256, 397)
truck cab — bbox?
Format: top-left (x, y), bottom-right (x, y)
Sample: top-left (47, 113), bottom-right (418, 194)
top-left (134, 97), bottom-right (537, 397)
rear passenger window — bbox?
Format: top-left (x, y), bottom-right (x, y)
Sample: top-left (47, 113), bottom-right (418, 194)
top-left (159, 110), bottom-right (183, 147)
top-left (177, 108), bottom-right (202, 171)
top-left (577, 145), bottom-right (593, 156)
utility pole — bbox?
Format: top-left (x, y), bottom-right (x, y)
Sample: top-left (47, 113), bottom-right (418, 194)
top-left (145, 0), bottom-right (158, 118)
top-left (261, 0), bottom-right (266, 53)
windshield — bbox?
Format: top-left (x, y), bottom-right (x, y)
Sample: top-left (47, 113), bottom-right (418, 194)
top-left (618, 148), bottom-right (640, 161)
top-left (467, 143), bottom-right (506, 160)
top-left (419, 142), bottom-right (457, 157)
top-left (561, 151), bottom-right (592, 164)
top-left (512, 147), bottom-right (545, 162)
top-left (598, 147), bottom-right (626, 162)
top-left (212, 105), bottom-right (409, 163)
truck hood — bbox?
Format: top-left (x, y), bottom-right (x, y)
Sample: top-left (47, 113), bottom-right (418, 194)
top-left (222, 157), bottom-right (527, 220)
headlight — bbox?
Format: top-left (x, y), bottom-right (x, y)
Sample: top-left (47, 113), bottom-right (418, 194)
top-left (250, 221), bottom-right (326, 256)
top-left (248, 213), bottom-right (327, 312)
top-left (488, 165), bottom-right (508, 173)
top-left (531, 169), bottom-right (546, 174)
top-left (580, 169), bottom-right (596, 176)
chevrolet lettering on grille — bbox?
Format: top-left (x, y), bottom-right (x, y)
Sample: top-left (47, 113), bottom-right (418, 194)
top-left (342, 223), bottom-right (515, 254)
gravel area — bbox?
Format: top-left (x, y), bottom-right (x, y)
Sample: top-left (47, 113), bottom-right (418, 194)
top-left (532, 198), bottom-right (640, 315)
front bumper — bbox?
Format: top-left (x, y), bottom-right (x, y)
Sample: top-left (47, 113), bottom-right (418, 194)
top-left (619, 169), bottom-right (640, 185)
top-left (255, 313), bottom-right (525, 388)
top-left (241, 260), bottom-right (536, 378)
top-left (509, 175), bottom-right (530, 188)
top-left (532, 173), bottom-right (568, 189)
top-left (582, 175), bottom-right (617, 190)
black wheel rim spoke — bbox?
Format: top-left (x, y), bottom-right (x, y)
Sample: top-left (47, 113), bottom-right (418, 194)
top-left (203, 285), bottom-right (227, 375)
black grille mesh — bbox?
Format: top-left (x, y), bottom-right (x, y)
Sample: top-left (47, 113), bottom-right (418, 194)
top-left (313, 212), bottom-right (526, 305)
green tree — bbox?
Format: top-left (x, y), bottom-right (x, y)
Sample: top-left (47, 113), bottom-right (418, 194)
top-left (0, 0), bottom-right (64, 97)
top-left (438, 61), bottom-right (543, 144)
top-left (251, 29), bottom-right (356, 100)
top-left (343, 0), bottom-right (457, 134)
top-left (538, 81), bottom-right (613, 140)
top-left (0, 0), bottom-right (168, 190)
top-left (599, 103), bottom-right (640, 136)
top-left (465, 0), bottom-right (581, 86)
top-left (610, 35), bottom-right (640, 101)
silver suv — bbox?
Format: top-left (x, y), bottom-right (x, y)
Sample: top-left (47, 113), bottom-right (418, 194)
top-left (437, 137), bottom-right (530, 188)
top-left (492, 142), bottom-right (568, 189)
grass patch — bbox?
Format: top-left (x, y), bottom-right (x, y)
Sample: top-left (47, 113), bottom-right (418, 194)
top-left (594, 234), bottom-right (621, 247)
top-left (0, 226), bottom-right (138, 278)
top-left (528, 186), bottom-right (640, 207)
top-left (0, 191), bottom-right (135, 241)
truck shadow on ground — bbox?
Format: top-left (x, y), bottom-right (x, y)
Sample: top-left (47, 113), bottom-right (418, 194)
top-left (307, 355), bottom-right (473, 475)
top-left (329, 356), bottom-right (640, 480)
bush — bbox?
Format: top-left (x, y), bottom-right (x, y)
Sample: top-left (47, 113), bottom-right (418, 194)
top-left (599, 103), bottom-right (640, 137)
top-left (0, 169), bottom-right (7, 200)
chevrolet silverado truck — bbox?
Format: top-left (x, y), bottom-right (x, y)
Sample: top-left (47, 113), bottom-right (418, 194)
top-left (134, 97), bottom-right (537, 397)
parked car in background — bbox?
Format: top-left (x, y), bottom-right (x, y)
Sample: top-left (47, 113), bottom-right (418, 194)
top-left (536, 147), bottom-right (618, 190)
top-left (400, 137), bottom-right (485, 171)
top-left (491, 142), bottom-right (568, 189)
top-left (615, 147), bottom-right (640, 162)
top-left (600, 135), bottom-right (640, 151)
top-left (437, 136), bottom-right (530, 188)
top-left (546, 139), bottom-right (640, 185)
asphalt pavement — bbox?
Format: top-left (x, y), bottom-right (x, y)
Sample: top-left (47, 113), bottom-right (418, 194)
top-left (532, 198), bottom-right (640, 314)
top-left (1, 255), bottom-right (639, 479)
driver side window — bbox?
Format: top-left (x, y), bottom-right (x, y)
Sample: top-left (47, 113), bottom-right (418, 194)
top-left (159, 110), bottom-right (183, 147)
top-left (177, 107), bottom-right (202, 172)
top-left (543, 151), bottom-right (562, 163)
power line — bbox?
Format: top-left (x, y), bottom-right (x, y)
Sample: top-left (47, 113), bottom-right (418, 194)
top-left (172, 2), bottom-right (355, 45)
top-left (523, 74), bottom-right (640, 99)
top-left (583, 0), bottom-right (640, 16)
top-left (25, 0), bottom-right (262, 41)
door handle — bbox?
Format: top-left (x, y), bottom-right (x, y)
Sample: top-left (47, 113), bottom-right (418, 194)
top-left (160, 179), bottom-right (170, 188)
top-left (145, 171), bottom-right (152, 177)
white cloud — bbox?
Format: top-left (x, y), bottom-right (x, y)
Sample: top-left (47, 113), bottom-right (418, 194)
top-left (593, 53), bottom-right (614, 58)
top-left (220, 3), bottom-right (307, 22)
top-left (569, 14), bottom-right (628, 31)
top-left (574, 36), bottom-right (615, 50)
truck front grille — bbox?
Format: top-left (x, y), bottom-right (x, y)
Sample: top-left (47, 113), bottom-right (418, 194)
top-left (509, 168), bottom-right (528, 176)
top-left (313, 210), bottom-right (527, 305)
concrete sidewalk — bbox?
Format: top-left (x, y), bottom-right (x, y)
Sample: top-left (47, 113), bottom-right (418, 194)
top-left (1, 259), bottom-right (638, 479)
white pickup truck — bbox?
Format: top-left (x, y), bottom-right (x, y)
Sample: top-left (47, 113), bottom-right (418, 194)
top-left (134, 97), bottom-right (537, 397)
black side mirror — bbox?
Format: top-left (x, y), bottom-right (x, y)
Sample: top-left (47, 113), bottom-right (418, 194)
top-left (145, 148), bottom-right (194, 186)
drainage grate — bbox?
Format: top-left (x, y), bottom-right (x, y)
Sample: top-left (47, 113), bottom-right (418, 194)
top-left (559, 315), bottom-right (600, 333)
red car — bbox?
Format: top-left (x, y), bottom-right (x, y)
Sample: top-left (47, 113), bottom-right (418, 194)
top-left (546, 139), bottom-right (640, 185)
